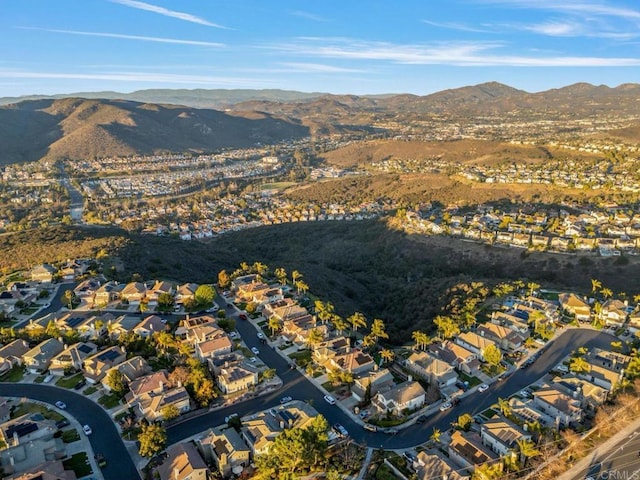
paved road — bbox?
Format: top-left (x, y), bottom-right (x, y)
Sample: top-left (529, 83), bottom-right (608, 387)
top-left (168, 305), bottom-right (621, 449)
top-left (14, 283), bottom-right (76, 330)
top-left (0, 383), bottom-right (140, 480)
top-left (579, 432), bottom-right (640, 480)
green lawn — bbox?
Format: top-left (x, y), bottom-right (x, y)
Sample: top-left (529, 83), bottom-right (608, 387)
top-left (0, 365), bottom-right (24, 382)
top-left (11, 403), bottom-right (64, 421)
top-left (83, 385), bottom-right (98, 395)
top-left (458, 371), bottom-right (482, 387)
top-left (55, 373), bottom-right (84, 389)
top-left (61, 429), bottom-right (80, 443)
top-left (98, 393), bottom-right (121, 409)
top-left (33, 375), bottom-right (46, 383)
top-left (288, 350), bottom-right (312, 367)
top-left (62, 452), bottom-right (92, 477)
top-left (260, 182), bottom-right (297, 191)
top-left (321, 381), bottom-right (338, 392)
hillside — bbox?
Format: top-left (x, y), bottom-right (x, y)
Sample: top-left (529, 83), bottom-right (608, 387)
top-left (0, 98), bottom-right (310, 165)
top-left (2, 222), bottom-right (639, 343)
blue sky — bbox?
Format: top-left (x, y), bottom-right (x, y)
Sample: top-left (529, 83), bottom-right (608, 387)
top-left (2, 0), bottom-right (640, 97)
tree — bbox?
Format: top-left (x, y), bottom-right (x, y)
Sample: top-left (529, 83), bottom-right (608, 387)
top-left (160, 404), bottom-right (180, 422)
top-left (434, 315), bottom-right (460, 340)
top-left (502, 451), bottom-right (520, 473)
top-left (274, 267), bottom-right (287, 285)
top-left (62, 290), bottom-right (74, 309)
top-left (253, 262), bottom-right (268, 277)
top-left (516, 438), bottom-right (541, 467)
top-left (497, 397), bottom-right (511, 417)
top-left (380, 349), bottom-right (395, 365)
top-left (569, 356), bottom-right (591, 374)
top-left (105, 369), bottom-right (126, 397)
top-left (455, 413), bottom-right (474, 431)
top-left (527, 282), bottom-right (540, 297)
top-left (370, 318), bottom-right (389, 341)
top-left (362, 334), bottom-right (376, 348)
top-left (591, 278), bottom-right (602, 294)
top-left (154, 331), bottom-right (176, 356)
top-left (268, 316), bottom-right (282, 336)
top-left (600, 287), bottom-right (614, 300)
top-left (218, 270), bottom-right (230, 289)
top-left (306, 328), bottom-right (324, 350)
top-left (296, 280), bottom-right (309, 296)
top-left (430, 427), bottom-right (441, 444)
top-left (472, 463), bottom-right (503, 480)
top-left (157, 292), bottom-right (174, 311)
top-left (314, 300), bottom-right (334, 324)
top-left (412, 330), bottom-right (428, 351)
top-left (483, 344), bottom-right (502, 368)
top-left (332, 315), bottom-right (348, 336)
top-left (261, 368), bottom-right (277, 381)
top-left (45, 320), bottom-right (61, 339)
top-left (347, 312), bottom-right (367, 332)
top-left (291, 270), bottom-right (302, 285)
top-left (194, 284), bottom-right (215, 306)
top-left (138, 423), bottom-right (167, 458)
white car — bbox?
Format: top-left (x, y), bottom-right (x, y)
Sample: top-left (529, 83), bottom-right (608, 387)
top-left (224, 413), bottom-right (238, 423)
top-left (257, 332), bottom-right (265, 340)
top-left (478, 383), bottom-right (489, 393)
top-left (439, 401), bottom-right (453, 412)
top-left (54, 401), bottom-right (67, 409)
top-left (324, 394), bottom-right (336, 405)
top-left (280, 396), bottom-right (292, 404)
top-left (251, 346), bottom-right (260, 355)
top-left (82, 425), bottom-right (92, 436)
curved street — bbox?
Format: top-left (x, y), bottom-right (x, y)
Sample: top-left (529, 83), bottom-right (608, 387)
top-left (0, 383), bottom-right (140, 480)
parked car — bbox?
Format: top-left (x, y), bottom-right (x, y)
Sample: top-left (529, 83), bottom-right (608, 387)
top-left (56, 419), bottom-right (70, 429)
top-left (94, 453), bottom-right (107, 468)
top-left (555, 364), bottom-right (569, 373)
top-left (383, 427), bottom-right (399, 435)
top-left (225, 413), bottom-right (239, 423)
top-left (363, 423), bottom-right (377, 432)
top-left (239, 313), bottom-right (248, 320)
top-left (439, 401), bottom-right (453, 412)
top-left (74, 379), bottom-right (86, 390)
top-left (251, 346), bottom-right (260, 355)
top-left (324, 394), bottom-right (336, 405)
top-left (280, 396), bottom-right (292, 404)
top-left (333, 424), bottom-right (349, 437)
top-left (257, 332), bottom-right (265, 339)
top-left (82, 425), bottom-right (93, 436)
top-left (55, 401), bottom-right (66, 409)
top-left (478, 383), bottom-right (489, 393)
top-left (416, 415), bottom-right (427, 424)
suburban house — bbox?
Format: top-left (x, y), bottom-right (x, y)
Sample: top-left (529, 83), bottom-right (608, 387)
top-left (22, 338), bottom-right (64, 374)
top-left (236, 281), bottom-right (270, 302)
top-left (251, 288), bottom-right (284, 310)
top-left (194, 328), bottom-right (233, 360)
top-left (102, 356), bottom-right (150, 390)
top-left (198, 426), bottom-right (251, 478)
top-left (448, 430), bottom-right (499, 472)
top-left (73, 277), bottom-right (101, 297)
top-left (263, 299), bottom-right (304, 320)
top-left (414, 449), bottom-right (469, 480)
top-left (558, 293), bottom-right (591, 321)
top-left (455, 332), bottom-right (498, 362)
top-left (372, 380), bottom-right (426, 416)
top-left (241, 404), bottom-right (316, 455)
top-left (0, 340), bottom-right (30, 375)
top-left (313, 337), bottom-right (351, 366)
top-left (480, 417), bottom-right (531, 456)
top-left (600, 299), bottom-right (628, 327)
top-left (93, 281), bottom-right (122, 307)
top-left (231, 274), bottom-right (258, 292)
top-left (30, 264), bottom-right (56, 283)
top-left (281, 315), bottom-right (328, 347)
top-left (404, 351), bottom-right (458, 389)
top-left (533, 384), bottom-right (583, 427)
top-left (48, 342), bottom-right (98, 376)
top-left (551, 375), bottom-right (608, 412)
top-left (508, 398), bottom-right (555, 428)
top-left (120, 282), bottom-right (147, 305)
top-left (2, 460), bottom-right (75, 480)
top-left (326, 349), bottom-right (376, 376)
top-left (175, 283), bottom-right (199, 305)
top-left (105, 315), bottom-right (142, 340)
top-left (579, 363), bottom-right (624, 392)
top-left (476, 323), bottom-right (524, 351)
top-left (216, 362), bottom-right (259, 394)
top-left (351, 367), bottom-right (395, 402)
top-left (126, 370), bottom-right (191, 422)
top-left (134, 315), bottom-right (167, 338)
top-left (82, 346), bottom-right (126, 383)
top-left (157, 442), bottom-right (209, 480)
top-left (146, 280), bottom-right (175, 307)
top-left (491, 311), bottom-right (530, 337)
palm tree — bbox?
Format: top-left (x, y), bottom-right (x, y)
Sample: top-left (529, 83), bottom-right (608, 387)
top-left (591, 278), bottom-right (602, 294)
top-left (295, 280), bottom-right (309, 296)
top-left (274, 267), bottom-right (287, 285)
top-left (380, 349), bottom-right (395, 365)
top-left (361, 334), bottom-right (376, 349)
top-left (370, 318), bottom-right (389, 341)
top-left (252, 262), bottom-right (268, 277)
top-left (268, 317), bottom-right (282, 336)
top-left (347, 312), bottom-right (367, 333)
top-left (63, 290), bottom-right (74, 309)
top-left (332, 315), bottom-right (348, 336)
top-left (569, 356), bottom-right (591, 374)
top-left (154, 331), bottom-right (175, 356)
top-left (291, 270), bottom-right (302, 285)
top-left (600, 287), bottom-right (614, 300)
top-left (472, 463), bottom-right (504, 480)
top-left (306, 328), bottom-right (324, 350)
top-left (314, 300), bottom-right (334, 324)
top-left (527, 282), bottom-right (540, 297)
top-left (502, 451), bottom-right (520, 473)
top-left (430, 427), bottom-right (441, 444)
top-left (497, 397), bottom-right (511, 417)
top-left (516, 438), bottom-right (540, 467)
top-left (412, 330), bottom-right (429, 351)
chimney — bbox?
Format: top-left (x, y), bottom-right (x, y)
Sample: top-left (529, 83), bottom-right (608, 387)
top-left (177, 380), bottom-right (182, 388)
top-left (13, 431), bottom-right (19, 445)
top-left (408, 375), bottom-right (413, 382)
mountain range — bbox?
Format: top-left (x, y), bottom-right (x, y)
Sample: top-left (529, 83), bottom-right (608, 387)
top-left (1, 82), bottom-right (639, 165)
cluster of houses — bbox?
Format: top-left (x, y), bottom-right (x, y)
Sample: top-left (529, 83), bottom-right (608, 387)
top-left (404, 203), bottom-right (640, 255)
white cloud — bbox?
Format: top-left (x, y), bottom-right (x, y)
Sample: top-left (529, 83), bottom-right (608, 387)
top-left (478, 0), bottom-right (640, 20)
top-left (0, 69), bottom-right (268, 86)
top-left (21, 27), bottom-right (225, 47)
top-left (289, 10), bottom-right (329, 22)
top-left (422, 20), bottom-right (492, 33)
top-left (268, 37), bottom-right (640, 67)
top-left (278, 62), bottom-right (366, 73)
top-left (109, 0), bottom-right (229, 28)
